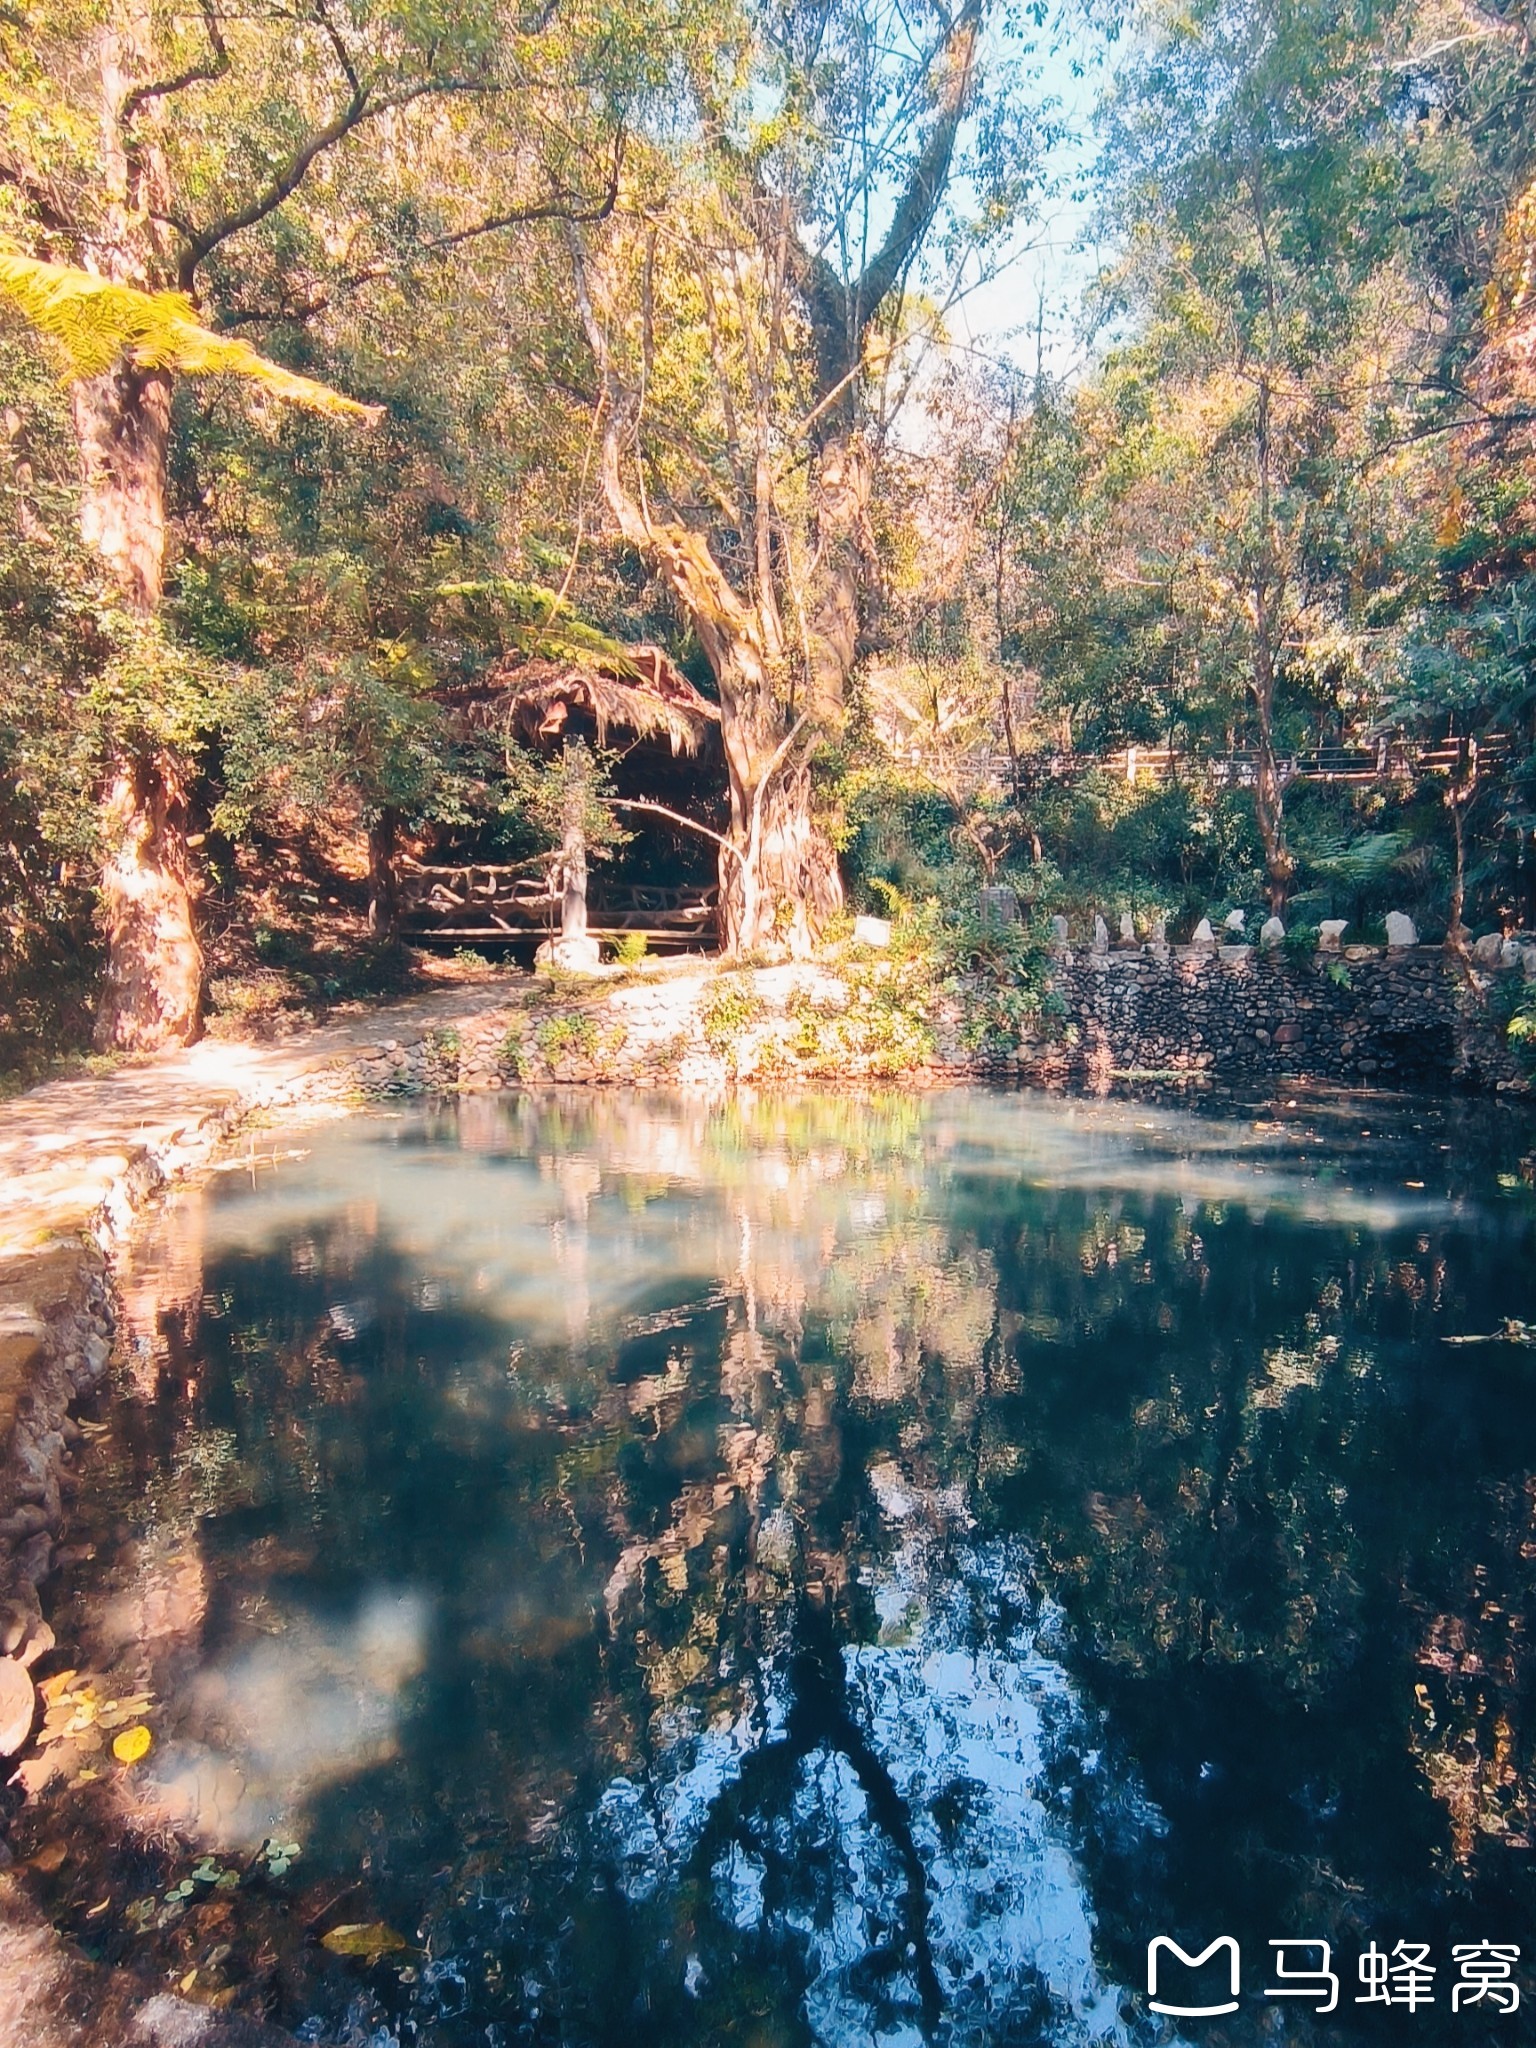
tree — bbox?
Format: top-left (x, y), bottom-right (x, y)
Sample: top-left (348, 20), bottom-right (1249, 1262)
top-left (1, 0), bottom-right (638, 1044)
top-left (0, 241), bottom-right (383, 1040)
top-left (1094, 0), bottom-right (1426, 910)
top-left (569, 0), bottom-right (1038, 951)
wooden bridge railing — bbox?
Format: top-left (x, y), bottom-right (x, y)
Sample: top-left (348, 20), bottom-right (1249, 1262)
top-left (990, 734), bottom-right (1511, 791)
top-left (399, 863), bottom-right (717, 946)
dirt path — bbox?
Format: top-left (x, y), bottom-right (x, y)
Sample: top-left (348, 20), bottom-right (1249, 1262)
top-left (0, 982), bottom-right (530, 1263)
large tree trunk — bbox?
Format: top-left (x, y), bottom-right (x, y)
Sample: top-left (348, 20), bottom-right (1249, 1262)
top-left (367, 807), bottom-right (400, 937)
top-left (75, 11), bottom-right (205, 1047)
top-left (77, 358), bottom-right (204, 1045)
top-left (71, 360), bottom-right (173, 612)
top-left (1250, 645), bottom-right (1295, 915)
top-left (93, 753), bottom-right (203, 1052)
top-left (805, 430), bottom-right (876, 722)
top-left (717, 698), bottom-right (844, 954)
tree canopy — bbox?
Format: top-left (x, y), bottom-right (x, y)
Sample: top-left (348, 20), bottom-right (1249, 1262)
top-left (1, 0), bottom-right (1534, 1064)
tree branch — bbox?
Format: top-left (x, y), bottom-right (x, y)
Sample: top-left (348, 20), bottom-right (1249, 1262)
top-left (179, 75), bottom-right (498, 286)
top-left (0, 156), bottom-right (78, 241)
top-left (609, 798), bottom-right (744, 866)
top-left (121, 0), bottom-right (230, 129)
top-left (853, 0), bottom-right (984, 327)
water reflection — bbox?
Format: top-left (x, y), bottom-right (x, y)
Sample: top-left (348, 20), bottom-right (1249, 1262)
top-left (22, 1087), bottom-right (1536, 2046)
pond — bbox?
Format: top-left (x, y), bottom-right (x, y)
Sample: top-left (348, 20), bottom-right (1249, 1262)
top-left (16, 1087), bottom-right (1536, 2047)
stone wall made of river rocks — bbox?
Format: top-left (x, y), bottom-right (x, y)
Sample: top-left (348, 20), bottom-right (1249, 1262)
top-left (1028, 942), bottom-right (1526, 1093)
top-left (341, 947), bottom-right (1530, 1096)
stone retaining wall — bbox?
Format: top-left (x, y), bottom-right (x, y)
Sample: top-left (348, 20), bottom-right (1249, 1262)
top-left (1024, 944), bottom-right (1526, 1092)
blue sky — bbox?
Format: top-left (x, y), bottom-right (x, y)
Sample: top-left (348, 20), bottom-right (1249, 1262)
top-left (952, 15), bottom-right (1117, 381)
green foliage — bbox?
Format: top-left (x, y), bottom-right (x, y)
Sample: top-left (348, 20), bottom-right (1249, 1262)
top-left (837, 770), bottom-right (957, 910)
top-left (610, 932), bottom-right (650, 967)
top-left (811, 955), bottom-right (938, 1076)
top-left (701, 978), bottom-right (764, 1072)
top-left (498, 739), bottom-right (630, 867)
top-left (1508, 999), bottom-right (1536, 1075)
top-left (535, 1011), bottom-right (603, 1063)
top-left (214, 651), bottom-right (466, 840)
top-left (929, 906), bottom-right (1059, 1054)
top-left (436, 581), bottom-right (648, 676)
top-left (0, 242), bottom-right (379, 418)
top-left (496, 1025), bottom-right (528, 1078)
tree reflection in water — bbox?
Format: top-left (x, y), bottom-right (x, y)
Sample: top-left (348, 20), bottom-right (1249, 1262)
top-left (27, 1088), bottom-right (1536, 2046)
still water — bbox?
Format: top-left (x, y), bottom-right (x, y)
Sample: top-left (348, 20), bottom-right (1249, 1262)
top-left (22, 1088), bottom-right (1536, 2046)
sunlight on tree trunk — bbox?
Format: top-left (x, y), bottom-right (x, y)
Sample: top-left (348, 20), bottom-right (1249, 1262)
top-left (560, 799), bottom-right (589, 949)
top-left (71, 359), bottom-right (172, 612)
top-left (93, 754), bottom-right (202, 1052)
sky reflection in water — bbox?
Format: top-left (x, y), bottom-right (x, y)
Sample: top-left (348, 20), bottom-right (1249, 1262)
top-left (38, 1087), bottom-right (1536, 2046)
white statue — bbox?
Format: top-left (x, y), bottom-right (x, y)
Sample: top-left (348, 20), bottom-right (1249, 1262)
top-left (1224, 909), bottom-right (1248, 934)
top-left (1093, 914), bottom-right (1109, 954)
top-left (1120, 911), bottom-right (1136, 944)
top-left (1260, 916), bottom-right (1285, 949)
top-left (1192, 917), bottom-right (1216, 946)
top-left (1384, 911), bottom-right (1417, 949)
top-left (1318, 919), bottom-right (1348, 952)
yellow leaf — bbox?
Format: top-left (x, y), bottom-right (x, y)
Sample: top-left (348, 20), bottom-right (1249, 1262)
top-left (112, 1724), bottom-right (153, 1765)
top-left (0, 242), bottom-right (381, 422)
top-left (321, 1922), bottom-right (411, 1962)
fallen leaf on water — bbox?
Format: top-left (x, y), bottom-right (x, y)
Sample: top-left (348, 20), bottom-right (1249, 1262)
top-left (321, 1922), bottom-right (411, 1963)
top-left (112, 1725), bottom-right (152, 1765)
top-left (97, 1696), bottom-right (155, 1730)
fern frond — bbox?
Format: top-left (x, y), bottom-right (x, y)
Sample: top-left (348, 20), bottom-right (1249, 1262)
top-left (0, 241), bottom-right (380, 421)
top-left (436, 578), bottom-right (644, 674)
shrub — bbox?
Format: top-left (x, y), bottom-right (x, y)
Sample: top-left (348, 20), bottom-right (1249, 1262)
top-left (701, 978), bottom-right (765, 1072)
top-left (610, 932), bottom-right (649, 967)
top-left (536, 1011), bottom-right (602, 1062)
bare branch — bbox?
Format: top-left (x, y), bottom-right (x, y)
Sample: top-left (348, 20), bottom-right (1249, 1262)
top-left (120, 0), bottom-right (230, 129)
top-left (179, 75), bottom-right (499, 286)
top-left (609, 798), bottom-right (744, 865)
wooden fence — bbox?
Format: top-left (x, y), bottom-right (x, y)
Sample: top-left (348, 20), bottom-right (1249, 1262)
top-left (992, 733), bottom-right (1510, 792)
top-left (399, 863), bottom-right (717, 947)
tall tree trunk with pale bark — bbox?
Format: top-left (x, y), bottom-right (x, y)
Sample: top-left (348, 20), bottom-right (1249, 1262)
top-left (93, 753), bottom-right (203, 1051)
top-left (79, 17), bottom-right (204, 1051)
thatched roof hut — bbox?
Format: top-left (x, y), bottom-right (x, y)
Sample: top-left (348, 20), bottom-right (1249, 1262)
top-left (482, 644), bottom-right (720, 757)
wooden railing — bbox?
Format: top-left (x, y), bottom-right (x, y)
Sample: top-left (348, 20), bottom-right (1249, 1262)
top-left (992, 733), bottom-right (1511, 791)
top-left (399, 863), bottom-right (717, 946)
